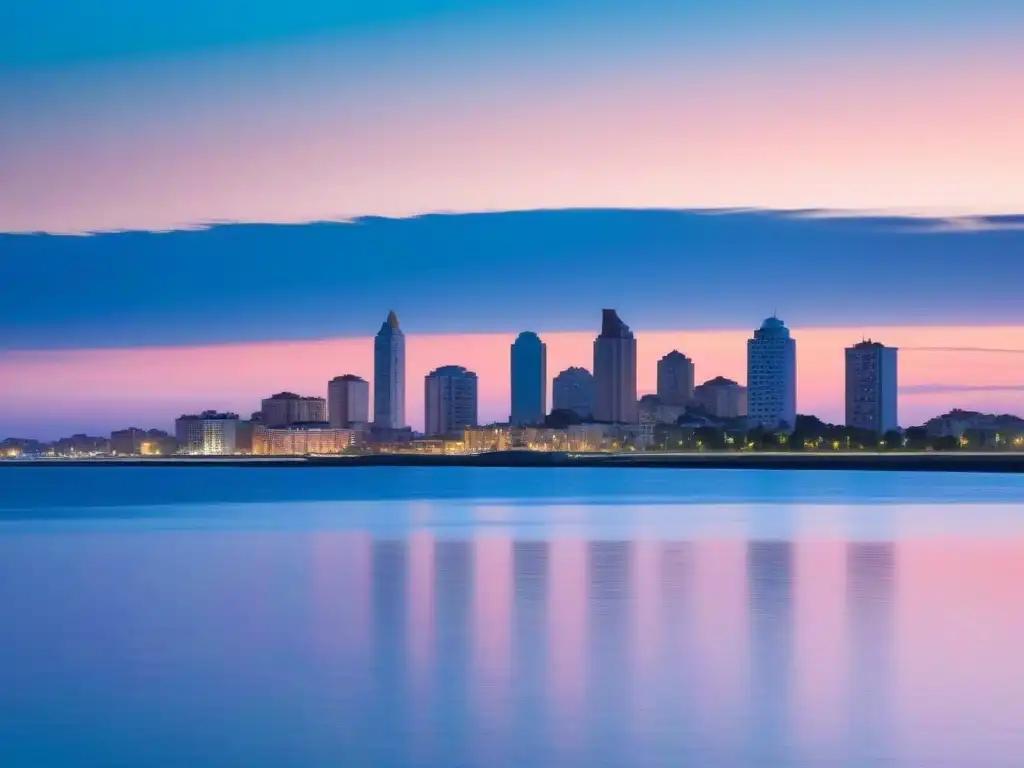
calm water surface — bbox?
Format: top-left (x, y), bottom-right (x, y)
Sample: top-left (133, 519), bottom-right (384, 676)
top-left (2, 467), bottom-right (1024, 766)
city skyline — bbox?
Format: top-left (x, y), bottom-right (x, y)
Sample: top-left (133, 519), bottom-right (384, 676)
top-left (5, 313), bottom-right (1024, 440)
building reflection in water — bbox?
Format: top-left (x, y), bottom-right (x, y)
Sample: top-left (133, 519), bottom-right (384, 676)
top-left (340, 528), bottom-right (909, 765)
top-left (747, 541), bottom-right (795, 764)
top-left (846, 541), bottom-right (896, 762)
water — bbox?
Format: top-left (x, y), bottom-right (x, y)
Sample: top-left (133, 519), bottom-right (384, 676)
top-left (2, 466), bottom-right (1024, 766)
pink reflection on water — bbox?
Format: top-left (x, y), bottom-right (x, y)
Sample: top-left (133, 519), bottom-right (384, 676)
top-left (793, 539), bottom-right (848, 761)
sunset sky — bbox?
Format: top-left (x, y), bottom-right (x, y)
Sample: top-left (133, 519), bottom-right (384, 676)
top-left (2, 1), bottom-right (1023, 437)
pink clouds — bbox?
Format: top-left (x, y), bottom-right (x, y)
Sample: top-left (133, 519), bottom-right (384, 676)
top-left (2, 34), bottom-right (1022, 233)
top-left (3, 324), bottom-right (1024, 437)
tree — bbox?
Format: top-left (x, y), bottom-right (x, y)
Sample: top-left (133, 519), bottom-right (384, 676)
top-left (544, 409), bottom-right (582, 429)
top-left (882, 430), bottom-right (904, 450)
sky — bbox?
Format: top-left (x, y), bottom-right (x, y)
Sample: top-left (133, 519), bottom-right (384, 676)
top-left (1, 1), bottom-right (1023, 437)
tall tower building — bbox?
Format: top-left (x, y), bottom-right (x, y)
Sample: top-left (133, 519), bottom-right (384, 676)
top-left (746, 316), bottom-right (797, 430)
top-left (510, 331), bottom-right (547, 426)
top-left (657, 350), bottom-right (695, 405)
top-left (425, 365), bottom-right (478, 437)
top-left (845, 340), bottom-right (898, 434)
top-left (593, 309), bottom-right (638, 423)
top-left (552, 367), bottom-right (594, 419)
top-left (373, 311), bottom-right (406, 429)
top-left (328, 374), bottom-right (370, 428)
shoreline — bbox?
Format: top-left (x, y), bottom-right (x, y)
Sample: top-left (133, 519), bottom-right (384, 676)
top-left (3, 451), bottom-right (1024, 473)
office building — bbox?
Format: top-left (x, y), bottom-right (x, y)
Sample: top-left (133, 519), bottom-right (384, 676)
top-left (593, 309), bottom-right (638, 423)
top-left (260, 392), bottom-right (327, 428)
top-left (552, 367), bottom-right (595, 419)
top-left (845, 340), bottom-right (898, 434)
top-left (374, 310), bottom-right (406, 429)
top-left (746, 315), bottom-right (797, 430)
top-left (174, 411), bottom-right (241, 455)
top-left (657, 350), bottom-right (695, 405)
top-left (692, 376), bottom-right (748, 419)
top-left (253, 423), bottom-right (357, 455)
top-left (425, 365), bottom-right (478, 437)
top-left (510, 331), bottom-right (547, 426)
top-left (328, 374), bottom-right (370, 428)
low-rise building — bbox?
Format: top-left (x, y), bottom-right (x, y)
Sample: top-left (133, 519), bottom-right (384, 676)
top-left (252, 423), bottom-right (357, 455)
top-left (175, 412), bottom-right (241, 455)
top-left (463, 426), bottom-right (511, 454)
top-left (692, 376), bottom-right (748, 419)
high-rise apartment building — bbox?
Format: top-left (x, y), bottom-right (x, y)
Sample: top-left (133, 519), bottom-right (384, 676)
top-left (328, 375), bottom-right (370, 428)
top-left (425, 365), bottom-right (478, 437)
top-left (374, 311), bottom-right (406, 429)
top-left (845, 340), bottom-right (898, 434)
top-left (746, 316), bottom-right (797, 430)
top-left (593, 309), bottom-right (638, 423)
top-left (174, 411), bottom-right (241, 455)
top-left (692, 376), bottom-right (748, 418)
top-left (260, 392), bottom-right (327, 428)
top-left (657, 350), bottom-right (695, 405)
top-left (510, 331), bottom-right (547, 426)
top-left (552, 367), bottom-right (594, 419)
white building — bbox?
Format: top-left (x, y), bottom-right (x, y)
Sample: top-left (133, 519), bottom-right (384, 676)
top-left (260, 392), bottom-right (327, 428)
top-left (593, 309), bottom-right (638, 423)
top-left (425, 365), bottom-right (478, 437)
top-left (374, 310), bottom-right (406, 429)
top-left (552, 367), bottom-right (594, 419)
top-left (845, 341), bottom-right (898, 434)
top-left (692, 376), bottom-right (748, 419)
top-left (657, 350), bottom-right (695, 405)
top-left (746, 316), bottom-right (797, 430)
top-left (174, 411), bottom-right (241, 455)
top-left (328, 375), bottom-right (370, 428)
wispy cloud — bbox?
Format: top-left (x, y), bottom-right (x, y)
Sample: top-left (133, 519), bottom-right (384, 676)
top-left (902, 347), bottom-right (1024, 355)
top-left (901, 384), bottom-right (1024, 395)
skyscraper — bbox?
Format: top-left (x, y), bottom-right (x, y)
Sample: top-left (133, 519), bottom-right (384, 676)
top-left (424, 365), bottom-right (479, 437)
top-left (510, 331), bottom-right (547, 426)
top-left (593, 309), bottom-right (638, 423)
top-left (746, 315), bottom-right (797, 430)
top-left (845, 340), bottom-right (898, 434)
top-left (552, 367), bottom-right (594, 419)
top-left (328, 374), bottom-right (370, 428)
top-left (374, 310), bottom-right (406, 429)
top-left (657, 350), bottom-right (695, 405)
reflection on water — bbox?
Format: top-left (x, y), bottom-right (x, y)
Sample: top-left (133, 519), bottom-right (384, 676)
top-left (3, 503), bottom-right (1024, 765)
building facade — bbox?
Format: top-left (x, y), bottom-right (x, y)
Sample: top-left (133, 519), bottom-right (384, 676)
top-left (328, 374), bottom-right (370, 428)
top-left (260, 392), bottom-right (327, 428)
top-left (425, 365), bottom-right (478, 437)
top-left (746, 316), bottom-right (797, 430)
top-left (657, 350), bottom-right (695, 405)
top-left (253, 424), bottom-right (357, 455)
top-left (593, 309), bottom-right (638, 423)
top-left (374, 310), bottom-right (406, 429)
top-left (692, 376), bottom-right (748, 419)
top-left (510, 331), bottom-right (547, 426)
top-left (637, 395), bottom-right (689, 425)
top-left (552, 367), bottom-right (594, 419)
top-left (845, 341), bottom-right (898, 434)
top-left (174, 411), bottom-right (241, 455)
top-left (110, 428), bottom-right (175, 455)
